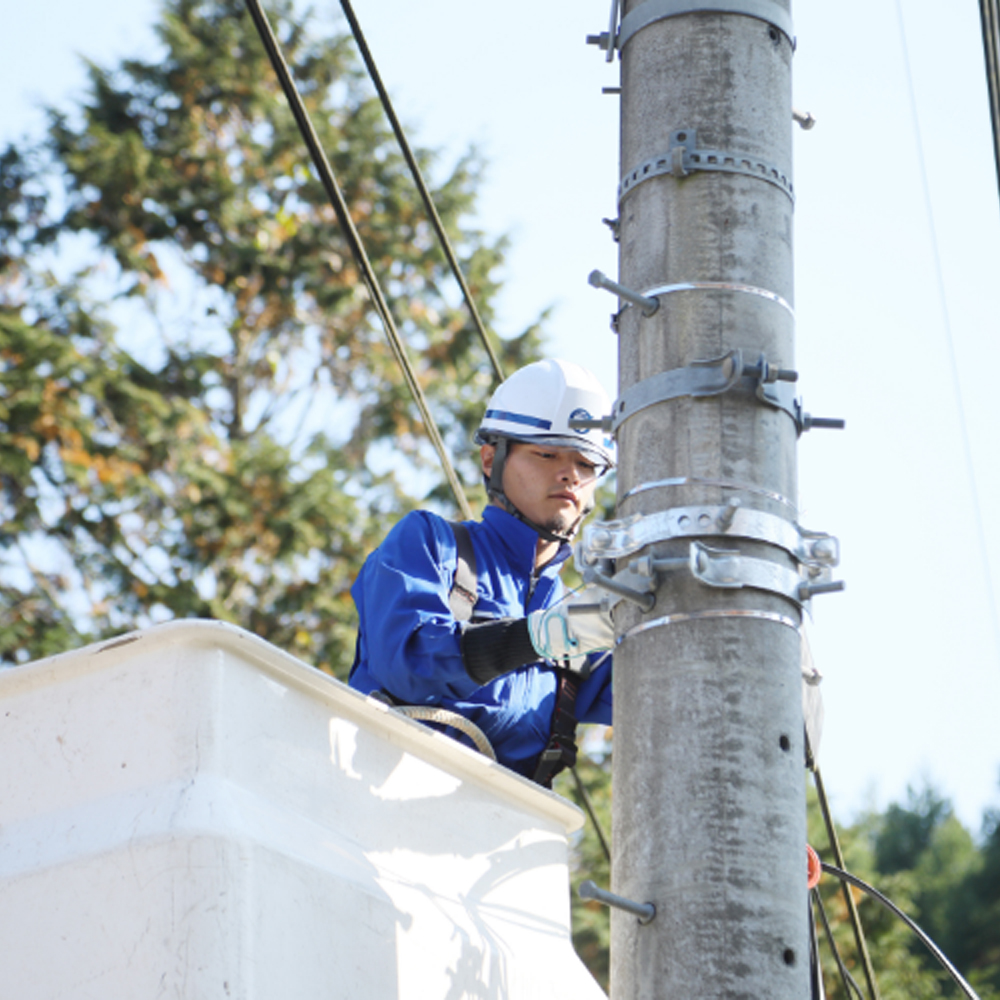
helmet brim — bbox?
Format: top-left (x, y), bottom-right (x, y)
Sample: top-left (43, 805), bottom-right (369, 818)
top-left (474, 429), bottom-right (615, 471)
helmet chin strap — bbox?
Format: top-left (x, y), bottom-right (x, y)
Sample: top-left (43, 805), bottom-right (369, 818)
top-left (486, 437), bottom-right (587, 546)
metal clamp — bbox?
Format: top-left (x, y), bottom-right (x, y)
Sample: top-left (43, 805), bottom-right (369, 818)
top-left (599, 350), bottom-right (796, 435)
top-left (582, 539), bottom-right (842, 611)
top-left (568, 352), bottom-right (844, 437)
top-left (688, 541), bottom-right (837, 606)
top-left (579, 504), bottom-right (839, 568)
top-left (620, 129), bottom-right (794, 204)
top-left (616, 0), bottom-right (795, 52)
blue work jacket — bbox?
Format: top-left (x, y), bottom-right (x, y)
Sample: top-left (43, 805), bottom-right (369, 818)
top-left (349, 505), bottom-right (613, 778)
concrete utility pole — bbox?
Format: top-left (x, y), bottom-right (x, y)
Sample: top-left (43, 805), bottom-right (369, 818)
top-left (581, 1), bottom-right (838, 996)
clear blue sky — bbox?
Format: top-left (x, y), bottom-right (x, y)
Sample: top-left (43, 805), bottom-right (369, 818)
top-left (3, 0), bottom-right (999, 833)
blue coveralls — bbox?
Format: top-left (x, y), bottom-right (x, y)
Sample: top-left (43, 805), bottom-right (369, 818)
top-left (349, 505), bottom-right (613, 778)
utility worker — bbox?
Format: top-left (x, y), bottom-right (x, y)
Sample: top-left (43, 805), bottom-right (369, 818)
top-left (349, 358), bottom-right (616, 786)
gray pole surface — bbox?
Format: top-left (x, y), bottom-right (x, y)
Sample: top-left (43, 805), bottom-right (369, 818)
top-left (609, 2), bottom-right (809, 997)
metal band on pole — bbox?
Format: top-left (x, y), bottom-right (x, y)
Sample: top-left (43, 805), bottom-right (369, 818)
top-left (642, 280), bottom-right (795, 317)
top-left (617, 0), bottom-right (795, 51)
top-left (622, 609), bottom-right (800, 641)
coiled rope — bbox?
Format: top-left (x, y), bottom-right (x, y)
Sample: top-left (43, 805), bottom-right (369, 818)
top-left (393, 706), bottom-right (497, 761)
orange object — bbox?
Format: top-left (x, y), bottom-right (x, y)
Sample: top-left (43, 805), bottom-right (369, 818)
top-left (807, 844), bottom-right (822, 889)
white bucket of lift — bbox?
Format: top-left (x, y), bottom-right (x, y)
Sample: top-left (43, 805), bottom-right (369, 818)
top-left (0, 620), bottom-right (605, 1000)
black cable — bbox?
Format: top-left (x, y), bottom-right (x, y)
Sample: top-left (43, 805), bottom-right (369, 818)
top-left (813, 767), bottom-right (882, 999)
top-left (811, 886), bottom-right (867, 1000)
top-left (242, 0), bottom-right (473, 520)
top-left (980, 0), bottom-right (1000, 201)
top-left (820, 863), bottom-right (982, 1000)
top-left (338, 0), bottom-right (506, 386)
top-left (569, 764), bottom-right (612, 864)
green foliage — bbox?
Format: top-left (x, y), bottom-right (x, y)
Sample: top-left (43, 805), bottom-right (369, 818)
top-left (809, 779), bottom-right (1000, 1000)
top-left (0, 0), bottom-right (541, 669)
top-left (948, 807), bottom-right (1000, 995)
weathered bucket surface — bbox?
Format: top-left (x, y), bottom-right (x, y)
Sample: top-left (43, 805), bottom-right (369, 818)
top-left (0, 620), bottom-right (604, 1000)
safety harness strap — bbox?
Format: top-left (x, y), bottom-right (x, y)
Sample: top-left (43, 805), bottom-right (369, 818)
top-left (532, 669), bottom-right (580, 788)
top-left (448, 521), bottom-right (479, 622)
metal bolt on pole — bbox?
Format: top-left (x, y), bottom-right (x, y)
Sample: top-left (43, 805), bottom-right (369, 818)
top-left (608, 2), bottom-right (809, 998)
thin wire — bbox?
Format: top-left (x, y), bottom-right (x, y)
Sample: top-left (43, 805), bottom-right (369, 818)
top-left (820, 863), bottom-right (982, 1000)
top-left (337, 0), bottom-right (506, 386)
top-left (895, 0), bottom-right (1000, 665)
top-left (243, 0), bottom-right (474, 520)
top-left (569, 765), bottom-right (612, 864)
top-left (813, 767), bottom-right (882, 1000)
top-left (812, 887), bottom-right (867, 1000)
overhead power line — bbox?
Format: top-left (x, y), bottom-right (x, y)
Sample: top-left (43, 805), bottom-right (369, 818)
top-left (243, 0), bottom-right (474, 520)
top-left (338, 0), bottom-right (506, 386)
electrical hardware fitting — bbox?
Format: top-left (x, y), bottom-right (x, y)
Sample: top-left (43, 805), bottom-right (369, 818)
top-left (578, 539), bottom-right (843, 612)
top-left (620, 129), bottom-right (794, 203)
top-left (568, 348), bottom-right (844, 437)
top-left (580, 504), bottom-right (838, 568)
top-left (575, 503), bottom-right (844, 612)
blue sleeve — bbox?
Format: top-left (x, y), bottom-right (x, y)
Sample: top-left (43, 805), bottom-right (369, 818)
top-left (353, 511), bottom-right (483, 704)
top-left (575, 652), bottom-right (613, 725)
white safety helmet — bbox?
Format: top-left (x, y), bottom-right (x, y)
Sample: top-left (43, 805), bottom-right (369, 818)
top-left (475, 358), bottom-right (615, 469)
top-left (475, 359), bottom-right (615, 543)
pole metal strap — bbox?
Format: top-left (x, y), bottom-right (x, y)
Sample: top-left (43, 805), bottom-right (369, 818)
top-left (644, 280), bottom-right (795, 317)
top-left (619, 129), bottom-right (795, 204)
top-left (622, 608), bottom-right (800, 641)
top-left (617, 0), bottom-right (794, 51)
top-left (605, 349), bottom-right (802, 434)
top-left (619, 475), bottom-right (797, 511)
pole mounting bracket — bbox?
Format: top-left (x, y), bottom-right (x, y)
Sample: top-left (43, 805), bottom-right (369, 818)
top-left (578, 504), bottom-right (839, 569)
top-left (568, 349), bottom-right (843, 437)
top-left (581, 539), bottom-right (843, 612)
top-left (577, 506), bottom-right (844, 611)
top-left (620, 129), bottom-right (795, 204)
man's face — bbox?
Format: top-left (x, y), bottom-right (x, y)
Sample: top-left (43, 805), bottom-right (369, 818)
top-left (481, 441), bottom-right (601, 536)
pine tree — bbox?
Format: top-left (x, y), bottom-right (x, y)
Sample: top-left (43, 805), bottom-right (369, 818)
top-left (0, 0), bottom-right (540, 670)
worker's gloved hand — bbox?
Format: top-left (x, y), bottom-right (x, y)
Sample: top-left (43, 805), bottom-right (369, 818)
top-left (527, 588), bottom-right (615, 673)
